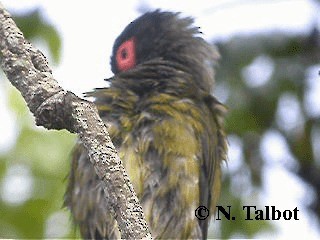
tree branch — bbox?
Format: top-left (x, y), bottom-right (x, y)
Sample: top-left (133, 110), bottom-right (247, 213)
top-left (0, 3), bottom-right (151, 239)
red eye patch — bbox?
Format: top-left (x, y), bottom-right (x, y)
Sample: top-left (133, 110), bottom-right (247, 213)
top-left (116, 37), bottom-right (136, 72)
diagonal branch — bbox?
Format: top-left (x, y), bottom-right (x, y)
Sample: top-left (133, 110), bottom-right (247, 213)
top-left (0, 3), bottom-right (151, 239)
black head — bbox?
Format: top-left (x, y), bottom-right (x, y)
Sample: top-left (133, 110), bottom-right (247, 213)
top-left (110, 10), bottom-right (219, 92)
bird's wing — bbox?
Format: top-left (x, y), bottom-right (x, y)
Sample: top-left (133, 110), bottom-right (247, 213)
top-left (64, 143), bottom-right (121, 239)
top-left (198, 95), bottom-right (228, 238)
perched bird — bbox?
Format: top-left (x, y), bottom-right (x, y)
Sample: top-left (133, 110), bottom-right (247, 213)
top-left (65, 10), bottom-right (227, 239)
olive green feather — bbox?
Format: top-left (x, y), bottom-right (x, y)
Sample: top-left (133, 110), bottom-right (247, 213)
top-left (65, 10), bottom-right (227, 239)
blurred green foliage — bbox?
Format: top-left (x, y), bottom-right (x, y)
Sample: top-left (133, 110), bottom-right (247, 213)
top-left (1, 5), bottom-right (320, 239)
top-left (214, 29), bottom-right (320, 238)
top-left (0, 9), bottom-right (76, 238)
top-left (13, 9), bottom-right (62, 63)
top-left (0, 86), bottom-right (76, 238)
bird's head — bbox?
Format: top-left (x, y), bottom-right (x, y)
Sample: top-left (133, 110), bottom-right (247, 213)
top-left (110, 10), bottom-right (219, 93)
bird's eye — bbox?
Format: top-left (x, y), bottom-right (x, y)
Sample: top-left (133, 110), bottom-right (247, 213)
top-left (121, 49), bottom-right (128, 59)
top-left (116, 37), bottom-right (136, 72)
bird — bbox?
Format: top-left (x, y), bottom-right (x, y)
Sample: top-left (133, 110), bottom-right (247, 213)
top-left (64, 10), bottom-right (228, 239)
